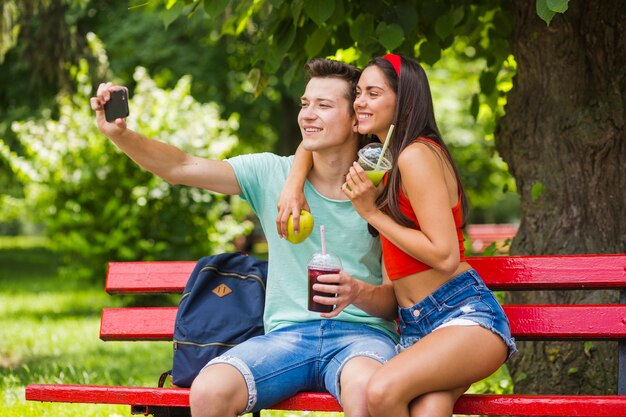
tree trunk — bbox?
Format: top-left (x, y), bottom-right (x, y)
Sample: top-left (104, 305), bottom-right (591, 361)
top-left (496, 1), bottom-right (626, 394)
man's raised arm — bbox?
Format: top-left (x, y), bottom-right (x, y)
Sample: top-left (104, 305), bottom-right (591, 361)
top-left (90, 82), bottom-right (241, 195)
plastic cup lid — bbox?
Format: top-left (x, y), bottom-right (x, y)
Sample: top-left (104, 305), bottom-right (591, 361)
top-left (307, 251), bottom-right (342, 269)
top-left (358, 143), bottom-right (391, 170)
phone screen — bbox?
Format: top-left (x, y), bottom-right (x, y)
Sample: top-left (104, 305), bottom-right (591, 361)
top-left (104, 89), bottom-right (130, 122)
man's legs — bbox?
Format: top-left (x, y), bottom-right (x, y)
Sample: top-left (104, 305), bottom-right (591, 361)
top-left (320, 321), bottom-right (398, 417)
top-left (190, 364), bottom-right (248, 417)
top-left (190, 321), bottom-right (397, 417)
top-left (191, 322), bottom-right (323, 416)
top-left (339, 356), bottom-right (384, 416)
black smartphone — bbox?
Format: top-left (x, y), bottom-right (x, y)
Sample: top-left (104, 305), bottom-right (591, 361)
top-left (104, 89), bottom-right (129, 122)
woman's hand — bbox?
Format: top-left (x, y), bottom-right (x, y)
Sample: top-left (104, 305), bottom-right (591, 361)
top-left (342, 162), bottom-right (380, 221)
top-left (313, 270), bottom-right (362, 318)
top-left (276, 179), bottom-right (310, 239)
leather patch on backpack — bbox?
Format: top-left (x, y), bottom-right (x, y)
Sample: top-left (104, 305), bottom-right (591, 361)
top-left (212, 283), bottom-right (232, 297)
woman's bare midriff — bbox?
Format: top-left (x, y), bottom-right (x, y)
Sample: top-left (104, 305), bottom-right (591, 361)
top-left (392, 261), bottom-right (473, 308)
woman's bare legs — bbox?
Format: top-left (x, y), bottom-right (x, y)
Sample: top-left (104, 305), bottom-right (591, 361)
top-left (408, 386), bottom-right (469, 417)
top-left (367, 326), bottom-right (507, 417)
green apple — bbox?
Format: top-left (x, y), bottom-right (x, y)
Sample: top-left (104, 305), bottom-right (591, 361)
top-left (286, 210), bottom-right (314, 244)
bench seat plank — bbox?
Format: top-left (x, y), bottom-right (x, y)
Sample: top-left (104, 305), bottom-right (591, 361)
top-left (453, 394), bottom-right (626, 417)
top-left (100, 305), bottom-right (626, 341)
top-left (24, 384), bottom-right (626, 416)
top-left (105, 255), bottom-right (626, 294)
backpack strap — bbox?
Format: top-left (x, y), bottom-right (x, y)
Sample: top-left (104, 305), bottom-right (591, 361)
top-left (158, 369), bottom-right (172, 388)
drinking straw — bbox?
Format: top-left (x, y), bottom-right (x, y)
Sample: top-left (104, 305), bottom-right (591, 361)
top-left (375, 124), bottom-right (394, 170)
top-left (320, 225), bottom-right (326, 256)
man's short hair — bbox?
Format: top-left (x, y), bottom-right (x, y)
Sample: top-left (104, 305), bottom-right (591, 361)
top-left (304, 59), bottom-right (361, 114)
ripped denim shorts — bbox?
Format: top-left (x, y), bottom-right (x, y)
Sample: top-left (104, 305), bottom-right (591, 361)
top-left (397, 269), bottom-right (517, 359)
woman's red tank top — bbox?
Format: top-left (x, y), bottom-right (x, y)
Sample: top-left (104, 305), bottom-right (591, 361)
top-left (380, 138), bottom-right (466, 280)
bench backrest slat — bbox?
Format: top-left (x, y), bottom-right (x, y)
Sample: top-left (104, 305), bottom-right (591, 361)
top-left (469, 255), bottom-right (626, 290)
top-left (106, 261), bottom-right (195, 294)
top-left (100, 307), bottom-right (177, 341)
top-left (99, 305), bottom-right (626, 341)
top-left (105, 255), bottom-right (626, 294)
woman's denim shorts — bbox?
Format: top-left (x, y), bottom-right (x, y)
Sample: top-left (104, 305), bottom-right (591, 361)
top-left (397, 269), bottom-right (517, 358)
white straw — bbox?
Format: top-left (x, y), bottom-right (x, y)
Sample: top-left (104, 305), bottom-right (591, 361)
top-left (375, 124), bottom-right (394, 170)
top-left (320, 225), bottom-right (326, 256)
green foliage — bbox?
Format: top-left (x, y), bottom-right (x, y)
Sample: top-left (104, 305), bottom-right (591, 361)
top-left (531, 181), bottom-right (545, 201)
top-left (467, 364), bottom-right (513, 395)
top-left (91, 3), bottom-right (282, 154)
top-left (1, 60), bottom-right (253, 281)
top-left (536, 0), bottom-right (570, 25)
top-left (156, 1), bottom-right (516, 91)
top-left (151, 0), bottom-right (568, 142)
top-left (428, 46), bottom-right (519, 224)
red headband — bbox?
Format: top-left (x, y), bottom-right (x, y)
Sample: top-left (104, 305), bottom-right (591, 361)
top-left (382, 53), bottom-right (401, 75)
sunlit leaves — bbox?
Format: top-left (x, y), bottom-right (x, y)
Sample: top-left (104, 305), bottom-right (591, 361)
top-left (531, 182), bottom-right (545, 201)
top-left (203, 0), bottom-right (229, 17)
top-left (349, 14), bottom-right (375, 45)
top-left (0, 1), bottom-right (20, 64)
top-left (162, 0), bottom-right (185, 28)
top-left (434, 6), bottom-right (464, 39)
top-left (291, 0), bottom-right (304, 25)
top-left (305, 27), bottom-right (330, 57)
top-left (376, 22), bottom-right (404, 51)
top-left (304, 0), bottom-right (335, 25)
top-left (536, 0), bottom-right (569, 25)
top-left (547, 0), bottom-right (569, 13)
top-left (419, 41), bottom-right (441, 66)
top-left (274, 20), bottom-right (296, 54)
top-left (394, 3), bottom-right (419, 37)
top-left (4, 60), bottom-right (251, 279)
top-left (246, 68), bottom-right (269, 98)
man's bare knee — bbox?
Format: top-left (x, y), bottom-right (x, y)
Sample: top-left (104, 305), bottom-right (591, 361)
top-left (189, 364), bottom-right (249, 417)
top-left (340, 356), bottom-right (384, 417)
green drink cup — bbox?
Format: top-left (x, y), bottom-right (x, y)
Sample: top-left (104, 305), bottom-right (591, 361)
top-left (357, 143), bottom-right (392, 186)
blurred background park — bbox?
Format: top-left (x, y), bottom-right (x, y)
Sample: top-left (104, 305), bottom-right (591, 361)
top-left (2, 1), bottom-right (623, 416)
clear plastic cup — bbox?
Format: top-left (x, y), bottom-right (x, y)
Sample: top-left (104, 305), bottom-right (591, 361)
top-left (357, 143), bottom-right (392, 186)
top-left (306, 251), bottom-right (342, 313)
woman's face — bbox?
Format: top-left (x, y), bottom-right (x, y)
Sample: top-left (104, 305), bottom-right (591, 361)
top-left (354, 65), bottom-right (397, 141)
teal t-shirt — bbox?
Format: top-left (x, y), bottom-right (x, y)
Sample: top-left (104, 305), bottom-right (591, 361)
top-left (227, 153), bottom-right (398, 341)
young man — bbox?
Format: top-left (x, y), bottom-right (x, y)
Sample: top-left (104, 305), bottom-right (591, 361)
top-left (90, 59), bottom-right (398, 417)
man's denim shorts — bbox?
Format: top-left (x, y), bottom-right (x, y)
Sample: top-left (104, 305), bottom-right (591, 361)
top-left (397, 269), bottom-right (517, 358)
top-left (203, 320), bottom-right (397, 414)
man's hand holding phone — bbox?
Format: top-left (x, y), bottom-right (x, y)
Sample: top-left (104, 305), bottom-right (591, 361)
top-left (90, 82), bottom-right (130, 137)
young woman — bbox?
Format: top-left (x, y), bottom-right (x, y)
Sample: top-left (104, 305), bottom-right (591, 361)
top-left (278, 54), bottom-right (516, 417)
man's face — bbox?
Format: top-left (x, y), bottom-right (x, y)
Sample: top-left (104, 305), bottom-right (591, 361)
top-left (298, 77), bottom-right (358, 152)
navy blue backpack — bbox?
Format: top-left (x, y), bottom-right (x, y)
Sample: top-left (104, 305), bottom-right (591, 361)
top-left (160, 252), bottom-right (268, 388)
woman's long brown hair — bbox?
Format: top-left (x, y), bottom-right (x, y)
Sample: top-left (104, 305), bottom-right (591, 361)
top-left (369, 56), bottom-right (469, 233)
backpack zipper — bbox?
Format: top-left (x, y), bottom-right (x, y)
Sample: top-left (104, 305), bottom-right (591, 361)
top-left (180, 267), bottom-right (266, 300)
top-left (173, 340), bottom-right (238, 349)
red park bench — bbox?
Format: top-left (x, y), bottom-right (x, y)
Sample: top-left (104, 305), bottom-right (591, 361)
top-left (26, 254), bottom-right (626, 416)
